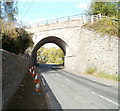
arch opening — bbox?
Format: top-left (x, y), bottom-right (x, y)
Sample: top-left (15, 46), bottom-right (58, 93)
top-left (31, 36), bottom-right (69, 66)
top-left (37, 43), bottom-right (64, 65)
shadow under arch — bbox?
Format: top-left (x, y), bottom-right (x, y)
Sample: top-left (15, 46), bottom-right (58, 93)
top-left (31, 36), bottom-right (69, 65)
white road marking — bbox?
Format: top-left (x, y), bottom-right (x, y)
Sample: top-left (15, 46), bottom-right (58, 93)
top-left (106, 84), bottom-right (111, 86)
top-left (85, 88), bottom-right (89, 91)
top-left (56, 73), bottom-right (61, 77)
top-left (98, 94), bottom-right (119, 106)
top-left (42, 78), bottom-right (45, 86)
top-left (61, 84), bottom-right (65, 87)
top-left (91, 92), bottom-right (96, 94)
top-left (65, 78), bottom-right (70, 82)
top-left (91, 91), bottom-right (119, 106)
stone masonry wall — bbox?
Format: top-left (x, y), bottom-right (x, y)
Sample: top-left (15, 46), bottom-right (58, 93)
top-left (65, 28), bottom-right (118, 75)
top-left (2, 49), bottom-right (29, 109)
top-left (0, 50), bottom-right (2, 111)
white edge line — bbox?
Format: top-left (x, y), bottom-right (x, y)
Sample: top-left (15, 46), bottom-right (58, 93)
top-left (42, 78), bottom-right (45, 86)
top-left (98, 94), bottom-right (119, 106)
top-left (91, 91), bottom-right (119, 106)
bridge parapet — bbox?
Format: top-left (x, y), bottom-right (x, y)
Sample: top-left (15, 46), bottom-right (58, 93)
top-left (28, 14), bottom-right (103, 29)
top-left (28, 19), bottom-right (83, 33)
top-left (31, 14), bottom-right (83, 27)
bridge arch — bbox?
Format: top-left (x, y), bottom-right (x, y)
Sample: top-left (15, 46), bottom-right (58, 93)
top-left (31, 36), bottom-right (72, 65)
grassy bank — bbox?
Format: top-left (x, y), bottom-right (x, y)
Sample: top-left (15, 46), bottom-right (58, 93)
top-left (86, 68), bottom-right (120, 81)
top-left (83, 17), bottom-right (119, 37)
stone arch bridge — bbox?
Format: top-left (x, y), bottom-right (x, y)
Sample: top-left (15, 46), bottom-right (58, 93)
top-left (26, 16), bottom-right (118, 74)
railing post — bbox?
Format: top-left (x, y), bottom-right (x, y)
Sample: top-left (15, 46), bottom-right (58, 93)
top-left (56, 18), bottom-right (58, 23)
top-left (91, 15), bottom-right (93, 24)
top-left (46, 20), bottom-right (48, 25)
top-left (96, 14), bottom-right (98, 21)
top-left (98, 13), bottom-right (101, 20)
top-left (68, 16), bottom-right (69, 21)
top-left (83, 15), bottom-right (86, 24)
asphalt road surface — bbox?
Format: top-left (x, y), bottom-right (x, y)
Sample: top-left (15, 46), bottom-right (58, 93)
top-left (39, 64), bottom-right (119, 109)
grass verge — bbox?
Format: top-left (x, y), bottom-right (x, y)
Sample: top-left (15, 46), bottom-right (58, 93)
top-left (83, 17), bottom-right (119, 37)
top-left (86, 68), bottom-right (120, 81)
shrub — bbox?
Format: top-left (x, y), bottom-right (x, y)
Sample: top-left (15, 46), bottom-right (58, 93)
top-left (1, 21), bottom-right (34, 54)
top-left (83, 16), bottom-right (118, 37)
top-left (86, 68), bottom-right (96, 74)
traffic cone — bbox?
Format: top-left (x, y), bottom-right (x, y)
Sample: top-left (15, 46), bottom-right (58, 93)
top-left (35, 88), bottom-right (40, 93)
top-left (31, 66), bottom-right (34, 70)
top-left (37, 80), bottom-right (41, 84)
top-left (35, 82), bottom-right (40, 92)
top-left (28, 68), bottom-right (32, 74)
top-left (34, 75), bottom-right (38, 83)
top-left (35, 73), bottom-right (38, 76)
top-left (32, 70), bottom-right (35, 77)
top-left (33, 82), bottom-right (41, 95)
top-left (34, 65), bottom-right (36, 70)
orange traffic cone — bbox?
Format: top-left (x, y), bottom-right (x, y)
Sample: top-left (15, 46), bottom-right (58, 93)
top-left (35, 73), bottom-right (38, 76)
top-left (32, 70), bottom-right (35, 77)
top-left (34, 65), bottom-right (36, 70)
top-left (28, 68), bottom-right (32, 74)
top-left (35, 82), bottom-right (40, 92)
top-left (37, 80), bottom-right (41, 84)
top-left (34, 75), bottom-right (38, 83)
top-left (31, 66), bottom-right (34, 70)
top-left (35, 88), bottom-right (40, 93)
top-left (33, 82), bottom-right (41, 95)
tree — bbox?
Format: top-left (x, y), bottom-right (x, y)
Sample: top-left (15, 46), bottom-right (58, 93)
top-left (87, 2), bottom-right (118, 17)
top-left (37, 47), bottom-right (49, 63)
top-left (0, 1), bottom-right (33, 54)
top-left (0, 0), bottom-right (18, 21)
top-left (37, 47), bottom-right (64, 64)
top-left (1, 22), bottom-right (34, 54)
top-left (0, 1), bottom-right (2, 19)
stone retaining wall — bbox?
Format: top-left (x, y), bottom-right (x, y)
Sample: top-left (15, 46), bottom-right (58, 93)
top-left (1, 49), bottom-right (29, 109)
top-left (65, 28), bottom-right (118, 75)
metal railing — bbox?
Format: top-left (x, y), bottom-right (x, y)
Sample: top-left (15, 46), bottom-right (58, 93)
top-left (29, 13), bottom-right (118, 28)
top-left (31, 14), bottom-right (83, 27)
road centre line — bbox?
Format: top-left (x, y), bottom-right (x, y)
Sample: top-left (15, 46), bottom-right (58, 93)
top-left (65, 78), bottom-right (70, 82)
top-left (61, 84), bottom-right (65, 87)
top-left (56, 73), bottom-right (61, 77)
top-left (56, 72), bottom-right (70, 81)
top-left (91, 92), bottom-right (119, 106)
top-left (84, 88), bottom-right (89, 91)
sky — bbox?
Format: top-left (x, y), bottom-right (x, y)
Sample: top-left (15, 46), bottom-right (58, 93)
top-left (17, 0), bottom-right (91, 25)
top-left (43, 43), bottom-right (59, 49)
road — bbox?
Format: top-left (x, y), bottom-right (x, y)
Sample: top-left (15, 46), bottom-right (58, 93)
top-left (39, 64), bottom-right (119, 109)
